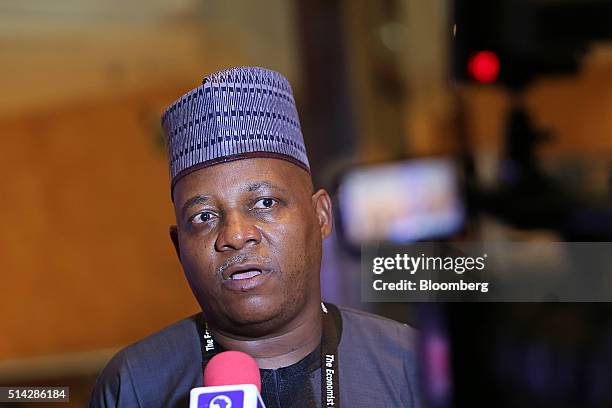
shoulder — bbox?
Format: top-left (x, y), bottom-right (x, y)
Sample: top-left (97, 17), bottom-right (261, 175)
top-left (336, 306), bottom-right (423, 407)
top-left (89, 314), bottom-right (202, 408)
top-left (120, 313), bottom-right (201, 363)
top-left (338, 305), bottom-right (417, 352)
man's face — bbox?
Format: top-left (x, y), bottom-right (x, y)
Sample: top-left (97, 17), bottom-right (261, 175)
top-left (171, 158), bottom-right (332, 336)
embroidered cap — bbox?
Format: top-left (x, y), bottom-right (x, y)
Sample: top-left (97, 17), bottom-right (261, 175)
top-left (161, 66), bottom-right (310, 192)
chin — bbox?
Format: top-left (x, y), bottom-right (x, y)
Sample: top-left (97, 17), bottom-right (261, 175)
top-left (224, 295), bottom-right (298, 336)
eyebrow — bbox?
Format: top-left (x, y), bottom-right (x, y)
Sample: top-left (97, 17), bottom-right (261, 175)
top-left (245, 181), bottom-right (287, 193)
top-left (181, 195), bottom-right (209, 219)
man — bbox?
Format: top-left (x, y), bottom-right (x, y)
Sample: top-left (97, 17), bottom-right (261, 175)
top-left (90, 67), bottom-right (421, 407)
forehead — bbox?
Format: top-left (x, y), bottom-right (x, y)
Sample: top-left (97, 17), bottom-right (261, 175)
top-left (172, 158), bottom-right (311, 205)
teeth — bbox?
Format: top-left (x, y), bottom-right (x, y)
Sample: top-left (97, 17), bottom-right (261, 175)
top-left (230, 270), bottom-right (262, 280)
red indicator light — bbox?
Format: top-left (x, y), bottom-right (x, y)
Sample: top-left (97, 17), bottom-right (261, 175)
top-left (468, 51), bottom-right (500, 83)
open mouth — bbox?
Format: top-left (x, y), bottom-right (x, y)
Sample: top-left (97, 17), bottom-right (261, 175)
top-left (229, 269), bottom-right (263, 280)
top-left (221, 261), bottom-right (273, 291)
top-left (222, 262), bottom-right (269, 281)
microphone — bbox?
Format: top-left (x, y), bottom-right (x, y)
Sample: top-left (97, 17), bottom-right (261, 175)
top-left (190, 351), bottom-right (266, 408)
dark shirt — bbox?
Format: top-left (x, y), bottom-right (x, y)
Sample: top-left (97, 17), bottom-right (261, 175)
top-left (259, 344), bottom-right (319, 407)
top-left (89, 306), bottom-right (422, 407)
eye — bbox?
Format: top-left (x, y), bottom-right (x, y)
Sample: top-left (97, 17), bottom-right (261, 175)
top-left (253, 197), bottom-right (278, 209)
top-left (190, 211), bottom-right (216, 224)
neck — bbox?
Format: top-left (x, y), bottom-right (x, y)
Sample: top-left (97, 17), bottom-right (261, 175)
top-left (210, 303), bottom-right (323, 369)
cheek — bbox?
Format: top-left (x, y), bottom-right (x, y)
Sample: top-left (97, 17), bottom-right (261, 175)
top-left (267, 213), bottom-right (320, 275)
top-left (180, 236), bottom-right (217, 291)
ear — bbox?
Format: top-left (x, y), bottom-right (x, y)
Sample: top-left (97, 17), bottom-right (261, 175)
top-left (311, 189), bottom-right (333, 240)
top-left (169, 225), bottom-right (181, 260)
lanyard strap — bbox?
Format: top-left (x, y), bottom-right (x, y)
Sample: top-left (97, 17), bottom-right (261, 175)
top-left (320, 302), bottom-right (341, 408)
top-left (198, 302), bottom-right (342, 408)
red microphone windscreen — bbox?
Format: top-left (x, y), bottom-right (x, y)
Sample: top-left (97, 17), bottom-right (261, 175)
top-left (204, 351), bottom-right (262, 393)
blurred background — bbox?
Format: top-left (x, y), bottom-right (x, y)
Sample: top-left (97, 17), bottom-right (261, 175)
top-left (1, 0), bottom-right (612, 406)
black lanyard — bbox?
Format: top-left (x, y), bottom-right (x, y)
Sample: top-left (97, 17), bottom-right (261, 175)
top-left (197, 302), bottom-right (342, 408)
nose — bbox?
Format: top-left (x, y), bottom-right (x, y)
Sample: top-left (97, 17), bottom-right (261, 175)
top-left (215, 210), bottom-right (261, 252)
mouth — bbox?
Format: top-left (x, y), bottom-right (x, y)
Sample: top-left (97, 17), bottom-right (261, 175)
top-left (221, 262), bottom-right (274, 292)
top-left (222, 263), bottom-right (268, 281)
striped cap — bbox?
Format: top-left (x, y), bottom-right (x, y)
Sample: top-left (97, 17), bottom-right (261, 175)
top-left (161, 67), bottom-right (309, 191)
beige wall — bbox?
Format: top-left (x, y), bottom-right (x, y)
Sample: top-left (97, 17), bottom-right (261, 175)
top-left (0, 87), bottom-right (199, 359)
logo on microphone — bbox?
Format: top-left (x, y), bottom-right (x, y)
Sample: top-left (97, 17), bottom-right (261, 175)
top-left (197, 390), bottom-right (245, 408)
top-left (209, 395), bottom-right (232, 408)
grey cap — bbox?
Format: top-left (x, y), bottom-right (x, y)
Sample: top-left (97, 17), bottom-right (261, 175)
top-left (161, 66), bottom-right (310, 192)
